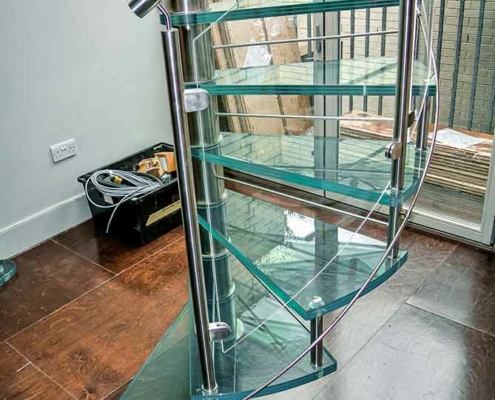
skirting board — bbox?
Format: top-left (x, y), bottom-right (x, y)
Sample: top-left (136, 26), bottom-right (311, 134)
top-left (0, 194), bottom-right (91, 259)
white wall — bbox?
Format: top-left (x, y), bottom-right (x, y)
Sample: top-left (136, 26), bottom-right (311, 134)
top-left (0, 0), bottom-right (172, 258)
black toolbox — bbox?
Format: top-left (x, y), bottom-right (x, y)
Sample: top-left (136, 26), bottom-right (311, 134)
top-left (78, 143), bottom-right (182, 246)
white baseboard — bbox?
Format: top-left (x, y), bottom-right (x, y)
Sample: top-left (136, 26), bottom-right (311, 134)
top-left (0, 194), bottom-right (91, 259)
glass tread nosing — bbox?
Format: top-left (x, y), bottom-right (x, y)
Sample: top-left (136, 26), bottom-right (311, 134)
top-left (192, 134), bottom-right (427, 207)
top-left (186, 58), bottom-right (435, 97)
top-left (198, 190), bottom-right (408, 321)
top-left (168, 0), bottom-right (400, 26)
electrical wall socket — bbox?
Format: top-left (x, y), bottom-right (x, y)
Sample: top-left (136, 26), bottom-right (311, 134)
top-left (50, 139), bottom-right (77, 163)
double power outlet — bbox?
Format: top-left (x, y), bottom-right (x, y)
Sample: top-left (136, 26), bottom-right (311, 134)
top-left (50, 138), bottom-right (77, 163)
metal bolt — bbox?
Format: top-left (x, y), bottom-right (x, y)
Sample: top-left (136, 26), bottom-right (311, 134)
top-left (309, 296), bottom-right (325, 310)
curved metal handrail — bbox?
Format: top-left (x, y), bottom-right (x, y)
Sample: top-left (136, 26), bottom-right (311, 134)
top-left (242, 7), bottom-right (440, 399)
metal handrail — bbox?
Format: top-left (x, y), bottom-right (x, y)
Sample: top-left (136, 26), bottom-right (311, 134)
top-left (213, 30), bottom-right (399, 49)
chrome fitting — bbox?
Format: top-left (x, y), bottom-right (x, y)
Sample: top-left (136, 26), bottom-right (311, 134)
top-left (209, 322), bottom-right (232, 341)
top-left (408, 110), bottom-right (416, 127)
top-left (385, 142), bottom-right (402, 160)
top-left (184, 88), bottom-right (210, 113)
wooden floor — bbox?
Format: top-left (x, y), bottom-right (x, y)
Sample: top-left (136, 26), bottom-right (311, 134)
top-left (1, 198), bottom-right (495, 400)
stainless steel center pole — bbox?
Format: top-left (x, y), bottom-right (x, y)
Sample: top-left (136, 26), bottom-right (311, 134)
top-left (388, 0), bottom-right (417, 258)
top-left (161, 28), bottom-right (217, 394)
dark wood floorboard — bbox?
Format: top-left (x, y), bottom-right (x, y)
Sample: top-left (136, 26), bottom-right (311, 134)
top-left (0, 342), bottom-right (73, 400)
top-left (8, 240), bottom-right (189, 400)
top-left (0, 241), bottom-right (113, 341)
top-left (54, 221), bottom-right (183, 274)
top-left (408, 244), bottom-right (495, 336)
top-left (316, 304), bottom-right (495, 400)
top-left (2, 182), bottom-right (494, 400)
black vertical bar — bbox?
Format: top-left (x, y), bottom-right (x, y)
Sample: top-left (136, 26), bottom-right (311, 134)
top-left (449, 0), bottom-right (465, 127)
top-left (349, 10), bottom-right (355, 111)
top-left (349, 10), bottom-right (356, 112)
top-left (413, 0), bottom-right (420, 114)
top-left (467, 0), bottom-right (486, 130)
top-left (436, 0), bottom-right (446, 76)
top-left (365, 9), bottom-right (370, 56)
top-left (414, 0), bottom-right (421, 60)
top-left (307, 14), bottom-right (313, 57)
top-left (490, 71), bottom-right (495, 133)
top-left (350, 10), bottom-right (355, 58)
top-left (364, 8), bottom-right (370, 112)
top-left (378, 7), bottom-right (387, 115)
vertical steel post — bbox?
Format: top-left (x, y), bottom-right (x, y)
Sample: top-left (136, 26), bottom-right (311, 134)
top-left (161, 28), bottom-right (217, 393)
top-left (169, 0), bottom-right (236, 392)
top-left (310, 317), bottom-right (324, 367)
top-left (416, 0), bottom-right (434, 151)
top-left (388, 0), bottom-right (417, 258)
top-left (416, 97), bottom-right (430, 150)
top-left (309, 296), bottom-right (325, 367)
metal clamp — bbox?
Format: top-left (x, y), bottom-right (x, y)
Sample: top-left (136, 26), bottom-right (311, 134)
top-left (209, 322), bottom-right (232, 341)
top-left (385, 142), bottom-right (402, 160)
top-left (184, 88), bottom-right (210, 113)
top-left (408, 110), bottom-right (416, 127)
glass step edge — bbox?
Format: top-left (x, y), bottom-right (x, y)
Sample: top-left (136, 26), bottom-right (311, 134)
top-left (195, 83), bottom-right (436, 97)
top-left (184, 57), bottom-right (436, 97)
top-left (167, 0), bottom-right (399, 26)
top-left (191, 138), bottom-right (426, 207)
top-left (198, 214), bottom-right (408, 321)
top-left (121, 303), bottom-right (337, 400)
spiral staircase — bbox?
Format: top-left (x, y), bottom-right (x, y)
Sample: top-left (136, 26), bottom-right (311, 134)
top-left (121, 0), bottom-right (436, 398)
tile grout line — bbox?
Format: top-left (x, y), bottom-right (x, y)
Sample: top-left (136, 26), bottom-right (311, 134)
top-left (50, 239), bottom-right (117, 276)
top-left (309, 244), bottom-right (461, 400)
top-left (4, 235), bottom-right (185, 343)
top-left (403, 244), bottom-right (459, 304)
top-left (53, 230), bottom-right (184, 275)
top-left (405, 301), bottom-right (495, 339)
top-left (121, 233), bottom-right (185, 272)
top-left (5, 342), bottom-right (79, 400)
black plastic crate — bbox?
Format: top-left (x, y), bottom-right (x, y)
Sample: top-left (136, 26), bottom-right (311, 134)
top-left (78, 143), bottom-right (182, 246)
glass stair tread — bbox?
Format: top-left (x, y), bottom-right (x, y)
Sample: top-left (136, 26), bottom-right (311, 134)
top-left (198, 190), bottom-right (408, 321)
top-left (0, 260), bottom-right (17, 286)
top-left (169, 0), bottom-right (399, 26)
top-left (122, 295), bottom-right (337, 400)
top-left (190, 57), bottom-right (435, 96)
top-left (120, 306), bottom-right (190, 400)
top-left (192, 134), bottom-right (426, 207)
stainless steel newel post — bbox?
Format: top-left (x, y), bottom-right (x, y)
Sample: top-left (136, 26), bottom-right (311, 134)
top-left (161, 28), bottom-right (218, 394)
top-left (388, 0), bottom-right (417, 258)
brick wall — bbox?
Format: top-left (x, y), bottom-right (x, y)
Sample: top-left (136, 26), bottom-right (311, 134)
top-left (338, 0), bottom-right (495, 133)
